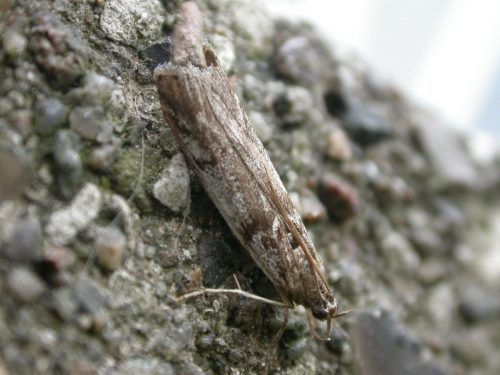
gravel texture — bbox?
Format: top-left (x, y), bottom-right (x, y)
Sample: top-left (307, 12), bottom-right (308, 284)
top-left (0, 1), bottom-right (499, 374)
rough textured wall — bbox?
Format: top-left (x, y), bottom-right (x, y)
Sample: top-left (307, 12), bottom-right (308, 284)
top-left (1, 0), bottom-right (499, 374)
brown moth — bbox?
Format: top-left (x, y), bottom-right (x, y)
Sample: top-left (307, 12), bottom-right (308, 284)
top-left (154, 1), bottom-right (345, 335)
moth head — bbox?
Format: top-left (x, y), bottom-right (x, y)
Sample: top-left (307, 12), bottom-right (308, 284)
top-left (311, 297), bottom-right (338, 320)
top-left (310, 296), bottom-right (352, 340)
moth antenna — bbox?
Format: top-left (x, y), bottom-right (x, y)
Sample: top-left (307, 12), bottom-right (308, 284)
top-left (333, 309), bottom-right (354, 319)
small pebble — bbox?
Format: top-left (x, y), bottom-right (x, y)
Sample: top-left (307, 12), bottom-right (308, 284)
top-left (53, 129), bottom-right (82, 173)
top-left (343, 101), bottom-right (392, 146)
top-left (273, 86), bottom-right (313, 128)
top-left (417, 260), bottom-right (447, 285)
top-left (226, 0), bottom-right (273, 57)
top-left (41, 245), bottom-right (75, 271)
top-left (8, 110), bottom-right (32, 138)
top-left (69, 106), bottom-right (112, 142)
top-left (152, 153), bottom-right (190, 213)
top-left (87, 143), bottom-right (119, 172)
top-left (276, 35), bottom-right (330, 85)
top-left (7, 267), bottom-right (46, 302)
top-left (53, 130), bottom-right (82, 198)
top-left (318, 175), bottom-right (359, 223)
top-left (29, 13), bottom-right (84, 89)
top-left (4, 216), bottom-right (42, 262)
top-left (325, 128), bottom-right (352, 161)
top-left (0, 98), bottom-right (13, 116)
top-left (68, 72), bottom-right (124, 108)
top-left (412, 112), bottom-right (477, 186)
top-left (286, 338), bottom-right (308, 361)
top-left (0, 146), bottom-right (29, 202)
top-left (34, 98), bottom-right (68, 135)
top-left (298, 189), bottom-right (327, 223)
top-left (249, 111), bottom-right (273, 143)
top-left (380, 232), bottom-right (421, 271)
top-left (351, 310), bottom-right (447, 375)
top-left (327, 327), bottom-right (348, 355)
top-left (95, 226), bottom-right (126, 271)
top-left (45, 183), bottom-right (102, 245)
top-left (51, 288), bottom-right (78, 321)
top-left (74, 275), bottom-right (108, 314)
top-left (458, 284), bottom-right (500, 323)
top-left (2, 30), bottom-right (27, 58)
top-left (210, 33), bottom-right (235, 73)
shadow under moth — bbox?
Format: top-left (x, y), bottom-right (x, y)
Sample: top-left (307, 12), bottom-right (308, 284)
top-left (154, 1), bottom-right (347, 338)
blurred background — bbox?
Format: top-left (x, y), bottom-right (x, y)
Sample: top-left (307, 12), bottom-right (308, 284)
top-left (266, 0), bottom-right (500, 161)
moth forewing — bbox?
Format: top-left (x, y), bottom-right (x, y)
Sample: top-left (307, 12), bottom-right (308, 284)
top-left (155, 1), bottom-right (344, 339)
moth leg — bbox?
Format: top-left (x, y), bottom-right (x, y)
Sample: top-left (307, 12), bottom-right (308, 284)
top-left (306, 309), bottom-right (331, 341)
top-left (232, 273), bottom-right (242, 290)
top-left (274, 304), bottom-right (289, 346)
top-left (266, 304), bottom-right (290, 374)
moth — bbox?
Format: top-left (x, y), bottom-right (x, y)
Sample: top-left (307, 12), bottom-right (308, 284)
top-left (154, 1), bottom-right (347, 337)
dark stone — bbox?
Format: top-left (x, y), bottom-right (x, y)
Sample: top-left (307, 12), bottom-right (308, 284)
top-left (272, 86), bottom-right (313, 128)
top-left (198, 236), bottom-right (247, 288)
top-left (324, 89), bottom-right (348, 117)
top-left (458, 284), bottom-right (500, 323)
top-left (36, 245), bottom-right (75, 286)
top-left (326, 327), bottom-right (348, 355)
top-left (272, 94), bottom-right (291, 117)
top-left (139, 39), bottom-right (172, 70)
top-left (351, 310), bottom-right (449, 375)
top-left (226, 298), bottom-right (262, 333)
top-left (318, 175), bottom-right (359, 223)
top-left (342, 101), bottom-right (392, 146)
